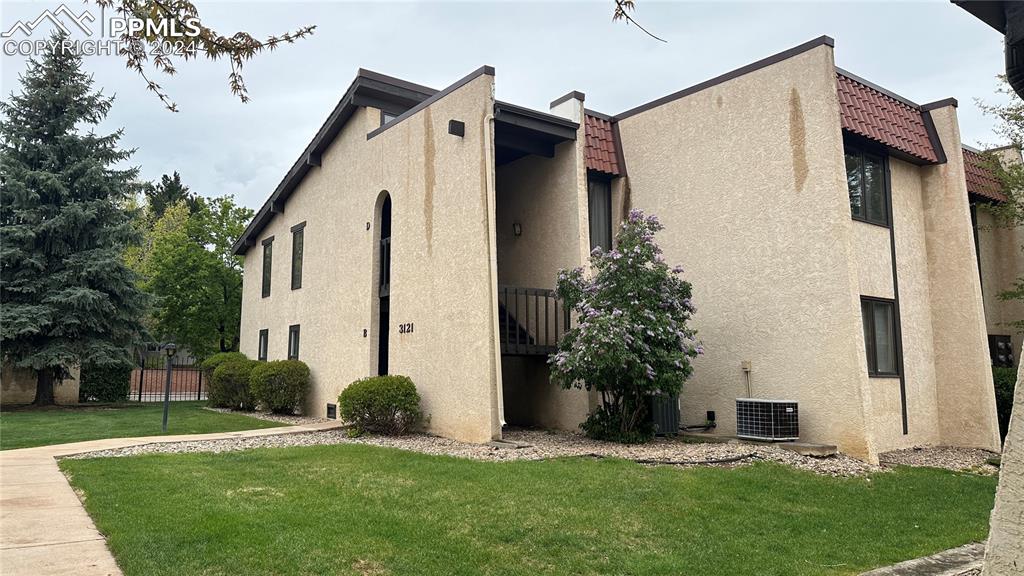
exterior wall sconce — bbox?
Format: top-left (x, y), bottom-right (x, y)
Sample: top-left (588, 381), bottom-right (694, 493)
top-left (513, 222), bottom-right (522, 237)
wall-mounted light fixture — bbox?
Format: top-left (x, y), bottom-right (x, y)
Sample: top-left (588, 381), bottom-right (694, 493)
top-left (512, 222), bottom-right (522, 237)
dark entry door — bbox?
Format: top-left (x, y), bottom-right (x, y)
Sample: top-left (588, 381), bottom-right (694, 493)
top-left (377, 195), bottom-right (392, 376)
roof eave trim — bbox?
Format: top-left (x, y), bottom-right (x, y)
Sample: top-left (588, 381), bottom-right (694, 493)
top-left (366, 65), bottom-right (495, 140)
top-left (231, 69), bottom-right (445, 255)
top-left (616, 35), bottom-right (835, 121)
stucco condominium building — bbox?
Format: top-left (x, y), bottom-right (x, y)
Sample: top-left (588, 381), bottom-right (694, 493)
top-left (234, 35), bottom-right (1016, 462)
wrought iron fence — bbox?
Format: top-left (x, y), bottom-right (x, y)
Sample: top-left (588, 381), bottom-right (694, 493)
top-left (129, 353), bottom-right (206, 402)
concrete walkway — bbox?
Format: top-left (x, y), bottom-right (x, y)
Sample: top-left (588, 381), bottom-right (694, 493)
top-left (0, 420), bottom-right (344, 576)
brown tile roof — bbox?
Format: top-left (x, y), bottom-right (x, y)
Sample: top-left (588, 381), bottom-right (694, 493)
top-left (837, 72), bottom-right (939, 163)
top-left (584, 114), bottom-right (621, 175)
top-left (962, 147), bottom-right (1008, 203)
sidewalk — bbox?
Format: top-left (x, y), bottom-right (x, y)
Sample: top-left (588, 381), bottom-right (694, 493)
top-left (0, 420), bottom-right (344, 576)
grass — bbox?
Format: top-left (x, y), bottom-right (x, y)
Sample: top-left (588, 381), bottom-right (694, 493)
top-left (61, 444), bottom-right (997, 576)
top-left (0, 402), bottom-right (284, 450)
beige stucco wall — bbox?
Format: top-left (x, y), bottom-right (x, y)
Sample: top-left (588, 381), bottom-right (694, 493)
top-left (615, 44), bottom-right (878, 459)
top-left (495, 112), bottom-right (591, 430)
top-left (920, 106), bottom-right (1001, 453)
top-left (1, 364), bottom-right (80, 405)
top-left (977, 208), bottom-right (1024, 366)
top-left (862, 158), bottom-right (942, 452)
top-left (239, 73), bottom-right (502, 443)
top-left (982, 348), bottom-right (1023, 575)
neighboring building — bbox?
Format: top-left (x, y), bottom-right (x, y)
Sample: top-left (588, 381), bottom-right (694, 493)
top-left (1, 365), bottom-right (80, 405)
top-left (963, 145), bottom-right (1023, 369)
top-left (234, 36), bottom-right (1000, 461)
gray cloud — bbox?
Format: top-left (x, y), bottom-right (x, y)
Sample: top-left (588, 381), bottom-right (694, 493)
top-left (1, 1), bottom-right (1010, 210)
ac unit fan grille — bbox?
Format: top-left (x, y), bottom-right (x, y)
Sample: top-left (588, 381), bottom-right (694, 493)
top-left (736, 399), bottom-right (798, 441)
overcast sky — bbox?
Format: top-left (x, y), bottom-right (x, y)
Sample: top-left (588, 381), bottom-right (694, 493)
top-left (0, 0), bottom-right (1011, 210)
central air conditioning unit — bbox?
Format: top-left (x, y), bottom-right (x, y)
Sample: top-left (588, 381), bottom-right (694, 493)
top-left (735, 399), bottom-right (799, 441)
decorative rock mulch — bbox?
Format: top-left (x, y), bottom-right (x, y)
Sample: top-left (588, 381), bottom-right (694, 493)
top-left (204, 407), bottom-right (328, 426)
top-left (878, 446), bottom-right (1000, 475)
top-left (63, 427), bottom-right (878, 476)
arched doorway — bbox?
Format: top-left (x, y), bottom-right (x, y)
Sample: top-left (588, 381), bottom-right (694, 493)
top-left (376, 194), bottom-right (392, 375)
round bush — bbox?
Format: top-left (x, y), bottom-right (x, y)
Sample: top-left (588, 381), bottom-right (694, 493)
top-left (208, 359), bottom-right (257, 410)
top-left (338, 375), bottom-right (422, 435)
top-left (79, 361), bottom-right (133, 403)
top-left (201, 352), bottom-right (248, 375)
top-left (250, 360), bottom-right (310, 414)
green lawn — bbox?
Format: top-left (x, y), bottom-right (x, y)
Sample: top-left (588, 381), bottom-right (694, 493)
top-left (0, 402), bottom-right (284, 450)
top-left (61, 444), bottom-right (997, 576)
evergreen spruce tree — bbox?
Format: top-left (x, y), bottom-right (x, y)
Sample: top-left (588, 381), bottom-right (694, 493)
top-left (1, 33), bottom-right (148, 405)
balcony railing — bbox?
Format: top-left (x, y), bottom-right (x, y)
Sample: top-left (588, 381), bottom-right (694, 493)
top-left (498, 286), bottom-right (570, 356)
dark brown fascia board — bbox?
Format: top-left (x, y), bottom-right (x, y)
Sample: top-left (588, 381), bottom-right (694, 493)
top-left (835, 67), bottom-right (923, 110)
top-left (920, 97), bottom-right (959, 111)
top-left (920, 110), bottom-right (948, 164)
top-left (583, 108), bottom-right (614, 121)
top-left (550, 90), bottom-right (586, 108)
top-left (231, 69), bottom-right (439, 255)
top-left (366, 65), bottom-right (495, 140)
top-left (494, 100), bottom-right (579, 140)
top-left (356, 68), bottom-right (438, 97)
top-left (610, 120), bottom-right (628, 177)
top-left (615, 35), bottom-right (835, 120)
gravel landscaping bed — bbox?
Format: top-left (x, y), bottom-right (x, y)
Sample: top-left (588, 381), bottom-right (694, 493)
top-left (63, 427), bottom-right (878, 476)
top-left (879, 446), bottom-right (1000, 475)
top-left (204, 407), bottom-right (328, 426)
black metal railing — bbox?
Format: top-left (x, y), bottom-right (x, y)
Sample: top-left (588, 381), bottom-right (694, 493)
top-left (498, 286), bottom-right (570, 356)
top-left (130, 354), bottom-right (205, 402)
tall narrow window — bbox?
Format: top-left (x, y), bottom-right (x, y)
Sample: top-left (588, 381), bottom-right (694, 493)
top-left (861, 297), bottom-right (899, 376)
top-left (291, 222), bottom-right (305, 290)
top-left (845, 145), bottom-right (888, 226)
top-left (261, 237), bottom-right (274, 298)
top-left (288, 324), bottom-right (300, 360)
top-left (258, 329), bottom-right (269, 361)
top-left (587, 175), bottom-right (612, 252)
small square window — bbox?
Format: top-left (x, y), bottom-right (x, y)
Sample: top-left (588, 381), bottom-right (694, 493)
top-left (258, 329), bottom-right (269, 362)
top-left (861, 297), bottom-right (899, 377)
top-left (288, 324), bottom-right (300, 360)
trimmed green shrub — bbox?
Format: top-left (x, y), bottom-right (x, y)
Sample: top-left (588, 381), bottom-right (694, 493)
top-left (994, 366), bottom-right (1018, 441)
top-left (338, 375), bottom-right (422, 435)
top-left (208, 359), bottom-right (257, 410)
top-left (250, 360), bottom-right (310, 414)
top-left (201, 352), bottom-right (248, 375)
top-left (79, 361), bottom-right (133, 403)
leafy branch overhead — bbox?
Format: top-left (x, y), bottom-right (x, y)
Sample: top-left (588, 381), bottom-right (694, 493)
top-left (612, 0), bottom-right (666, 43)
top-left (92, 0), bottom-right (315, 111)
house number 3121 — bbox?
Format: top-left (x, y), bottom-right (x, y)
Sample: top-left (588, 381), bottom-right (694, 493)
top-left (398, 323), bottom-right (414, 334)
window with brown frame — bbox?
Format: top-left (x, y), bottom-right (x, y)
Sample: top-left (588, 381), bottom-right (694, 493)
top-left (258, 329), bottom-right (269, 362)
top-left (861, 297), bottom-right (899, 377)
top-left (845, 145), bottom-right (889, 227)
top-left (288, 324), bottom-right (300, 360)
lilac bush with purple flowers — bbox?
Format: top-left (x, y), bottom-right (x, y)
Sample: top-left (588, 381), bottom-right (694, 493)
top-left (550, 209), bottom-right (701, 443)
